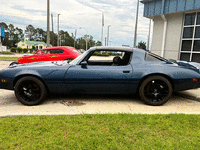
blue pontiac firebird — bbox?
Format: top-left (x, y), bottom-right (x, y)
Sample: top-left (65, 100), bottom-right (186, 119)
top-left (1, 46), bottom-right (200, 106)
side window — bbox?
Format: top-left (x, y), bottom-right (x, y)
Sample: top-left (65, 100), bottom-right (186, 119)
top-left (85, 50), bottom-right (131, 66)
top-left (46, 49), bottom-right (52, 54)
top-left (40, 50), bottom-right (47, 55)
top-left (51, 49), bottom-right (64, 54)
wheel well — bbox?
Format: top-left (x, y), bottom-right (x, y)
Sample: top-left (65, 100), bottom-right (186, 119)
top-left (137, 73), bottom-right (174, 93)
top-left (13, 75), bottom-right (50, 93)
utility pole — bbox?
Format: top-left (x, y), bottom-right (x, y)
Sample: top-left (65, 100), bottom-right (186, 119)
top-left (101, 13), bottom-right (104, 46)
top-left (105, 37), bottom-right (107, 46)
top-left (47, 0), bottom-right (50, 47)
top-left (57, 14), bottom-right (60, 46)
top-left (107, 25), bottom-right (111, 46)
top-left (74, 29), bottom-right (77, 48)
top-left (51, 14), bottom-right (54, 46)
top-left (134, 0), bottom-right (139, 48)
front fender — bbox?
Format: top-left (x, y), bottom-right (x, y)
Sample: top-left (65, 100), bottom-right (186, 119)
top-left (14, 70), bottom-right (42, 78)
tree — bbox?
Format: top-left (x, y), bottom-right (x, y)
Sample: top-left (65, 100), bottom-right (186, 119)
top-left (76, 37), bottom-right (86, 50)
top-left (59, 30), bottom-right (74, 47)
top-left (95, 41), bottom-right (102, 46)
top-left (3, 24), bottom-right (20, 48)
top-left (1, 23), bottom-right (103, 50)
top-left (137, 41), bottom-right (146, 50)
top-left (35, 28), bottom-right (46, 41)
top-left (0, 22), bottom-right (8, 29)
top-left (50, 31), bottom-right (57, 46)
top-left (87, 35), bottom-right (95, 49)
top-left (8, 24), bottom-right (15, 40)
top-left (25, 25), bottom-right (36, 41)
top-left (15, 27), bottom-right (23, 41)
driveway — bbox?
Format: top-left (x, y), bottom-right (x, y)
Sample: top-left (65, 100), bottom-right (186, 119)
top-left (0, 61), bottom-right (200, 117)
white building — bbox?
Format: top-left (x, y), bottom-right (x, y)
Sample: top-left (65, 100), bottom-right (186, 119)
top-left (141, 0), bottom-right (200, 62)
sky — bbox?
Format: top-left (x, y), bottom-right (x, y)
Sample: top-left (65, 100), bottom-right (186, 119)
top-left (0, 0), bottom-right (153, 48)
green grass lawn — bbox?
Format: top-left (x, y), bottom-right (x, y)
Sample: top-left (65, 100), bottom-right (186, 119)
top-left (0, 114), bottom-right (199, 150)
top-left (0, 57), bottom-right (18, 61)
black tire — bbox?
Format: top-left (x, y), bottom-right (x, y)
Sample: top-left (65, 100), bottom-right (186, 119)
top-left (14, 76), bottom-right (47, 106)
top-left (10, 62), bottom-right (20, 66)
top-left (139, 76), bottom-right (172, 106)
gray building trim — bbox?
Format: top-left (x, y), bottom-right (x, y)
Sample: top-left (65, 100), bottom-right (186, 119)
top-left (141, 0), bottom-right (200, 17)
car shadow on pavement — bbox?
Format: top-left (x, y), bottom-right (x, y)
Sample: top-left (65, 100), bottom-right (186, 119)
top-left (44, 93), bottom-right (143, 106)
top-left (0, 91), bottom-right (197, 107)
top-left (43, 93), bottom-right (197, 107)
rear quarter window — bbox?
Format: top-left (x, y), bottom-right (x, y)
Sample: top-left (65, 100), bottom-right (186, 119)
top-left (145, 53), bottom-right (164, 61)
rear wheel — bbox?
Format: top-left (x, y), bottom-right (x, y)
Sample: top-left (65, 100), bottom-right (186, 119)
top-left (139, 76), bottom-right (172, 106)
top-left (14, 76), bottom-right (47, 106)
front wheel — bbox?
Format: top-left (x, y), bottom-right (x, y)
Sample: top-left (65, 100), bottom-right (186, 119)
top-left (14, 76), bottom-right (47, 106)
top-left (139, 76), bottom-right (172, 106)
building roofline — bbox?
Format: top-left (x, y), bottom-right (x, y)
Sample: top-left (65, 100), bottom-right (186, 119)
top-left (141, 0), bottom-right (200, 17)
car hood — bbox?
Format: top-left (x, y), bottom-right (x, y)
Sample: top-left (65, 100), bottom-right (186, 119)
top-left (9, 61), bottom-right (69, 69)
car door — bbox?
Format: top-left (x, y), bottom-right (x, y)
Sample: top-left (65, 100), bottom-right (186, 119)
top-left (64, 64), bottom-right (133, 94)
top-left (35, 50), bottom-right (47, 62)
top-left (47, 49), bottom-right (63, 61)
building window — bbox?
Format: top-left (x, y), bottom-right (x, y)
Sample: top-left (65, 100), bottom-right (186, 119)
top-left (180, 12), bottom-right (200, 62)
top-left (183, 27), bottom-right (194, 38)
top-left (184, 13), bottom-right (195, 26)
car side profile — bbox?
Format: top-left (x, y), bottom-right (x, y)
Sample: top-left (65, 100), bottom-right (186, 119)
top-left (1, 46), bottom-right (200, 106)
top-left (10, 46), bottom-right (81, 65)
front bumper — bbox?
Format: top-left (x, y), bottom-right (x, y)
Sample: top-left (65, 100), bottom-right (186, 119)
top-left (0, 76), bottom-right (14, 90)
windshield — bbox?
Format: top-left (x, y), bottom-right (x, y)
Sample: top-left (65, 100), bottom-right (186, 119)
top-left (69, 50), bottom-right (90, 65)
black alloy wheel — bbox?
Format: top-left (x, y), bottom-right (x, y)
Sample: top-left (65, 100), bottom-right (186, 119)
top-left (139, 76), bottom-right (172, 106)
top-left (14, 77), bottom-right (47, 106)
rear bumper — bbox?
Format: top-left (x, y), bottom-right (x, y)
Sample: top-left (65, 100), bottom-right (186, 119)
top-left (173, 79), bottom-right (200, 92)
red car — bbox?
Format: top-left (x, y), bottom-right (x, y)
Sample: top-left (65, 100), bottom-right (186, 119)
top-left (10, 46), bottom-right (81, 65)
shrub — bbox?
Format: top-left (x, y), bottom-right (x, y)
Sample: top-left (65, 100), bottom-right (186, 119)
top-left (10, 47), bottom-right (17, 53)
top-left (17, 47), bottom-right (23, 53)
top-left (23, 48), bottom-right (28, 53)
top-left (0, 51), bottom-right (13, 54)
top-left (29, 49), bottom-right (34, 53)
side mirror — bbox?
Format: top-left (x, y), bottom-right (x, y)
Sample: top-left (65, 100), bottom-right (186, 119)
top-left (80, 61), bottom-right (87, 68)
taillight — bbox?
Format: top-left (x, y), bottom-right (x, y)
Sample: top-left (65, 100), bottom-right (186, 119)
top-left (192, 78), bottom-right (198, 82)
